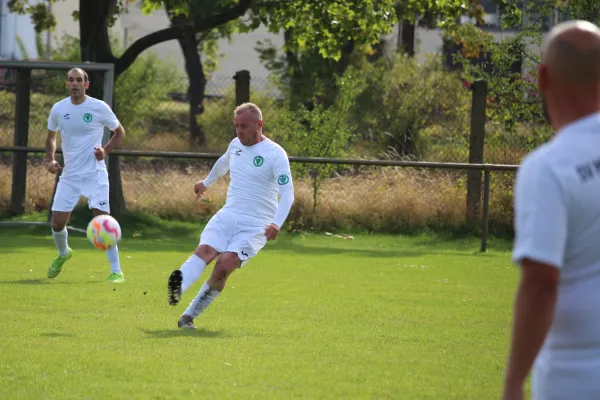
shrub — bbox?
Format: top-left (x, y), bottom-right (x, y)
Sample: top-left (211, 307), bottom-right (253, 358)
top-left (348, 53), bottom-right (473, 161)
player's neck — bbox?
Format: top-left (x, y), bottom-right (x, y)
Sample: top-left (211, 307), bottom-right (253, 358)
top-left (246, 134), bottom-right (266, 147)
top-left (70, 95), bottom-right (87, 105)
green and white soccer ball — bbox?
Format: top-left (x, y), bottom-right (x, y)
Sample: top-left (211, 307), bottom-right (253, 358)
top-left (87, 215), bottom-right (122, 251)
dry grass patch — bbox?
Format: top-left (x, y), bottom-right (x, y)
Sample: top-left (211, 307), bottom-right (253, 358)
top-left (1, 161), bottom-right (516, 234)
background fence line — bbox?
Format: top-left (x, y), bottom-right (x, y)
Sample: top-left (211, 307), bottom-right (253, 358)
top-left (1, 144), bottom-right (519, 252)
top-left (0, 59), bottom-right (535, 253)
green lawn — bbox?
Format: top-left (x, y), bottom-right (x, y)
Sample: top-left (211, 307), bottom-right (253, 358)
top-left (0, 223), bottom-right (522, 399)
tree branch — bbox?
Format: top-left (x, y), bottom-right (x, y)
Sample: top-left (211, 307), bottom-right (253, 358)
top-left (115, 24), bottom-right (193, 76)
top-left (115, 0), bottom-right (253, 77)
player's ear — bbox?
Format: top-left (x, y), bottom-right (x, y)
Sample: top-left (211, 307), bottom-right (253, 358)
top-left (85, 81), bottom-right (90, 89)
top-left (258, 120), bottom-right (263, 128)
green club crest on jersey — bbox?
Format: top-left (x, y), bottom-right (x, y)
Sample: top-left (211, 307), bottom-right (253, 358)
top-left (253, 156), bottom-right (264, 167)
top-left (83, 113), bottom-right (93, 123)
top-left (278, 175), bottom-right (290, 185)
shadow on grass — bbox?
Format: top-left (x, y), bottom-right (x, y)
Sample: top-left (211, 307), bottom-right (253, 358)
top-left (0, 278), bottom-right (106, 285)
top-left (140, 328), bottom-right (224, 339)
top-left (1, 210), bottom-right (512, 256)
top-left (40, 332), bottom-right (77, 338)
top-left (1, 231), bottom-right (509, 258)
top-left (265, 242), bottom-right (507, 258)
top-left (0, 278), bottom-right (74, 285)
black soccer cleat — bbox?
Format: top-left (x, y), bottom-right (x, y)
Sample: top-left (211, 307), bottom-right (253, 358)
top-left (168, 270), bottom-right (183, 306)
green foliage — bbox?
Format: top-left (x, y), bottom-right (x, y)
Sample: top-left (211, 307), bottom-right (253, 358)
top-left (8, 0), bottom-right (134, 32)
top-left (114, 56), bottom-right (186, 141)
top-left (446, 0), bottom-right (599, 147)
top-left (281, 67), bottom-right (366, 209)
top-left (7, 0), bottom-right (57, 32)
top-left (245, 0), bottom-right (397, 61)
top-left (349, 53), bottom-right (472, 160)
top-left (195, 87), bottom-right (291, 151)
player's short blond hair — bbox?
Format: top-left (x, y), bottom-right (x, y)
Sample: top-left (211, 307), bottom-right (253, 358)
top-left (234, 102), bottom-right (262, 121)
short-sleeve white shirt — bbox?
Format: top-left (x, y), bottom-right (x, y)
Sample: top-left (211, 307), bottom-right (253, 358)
top-left (48, 96), bottom-right (120, 178)
top-left (512, 112), bottom-right (600, 398)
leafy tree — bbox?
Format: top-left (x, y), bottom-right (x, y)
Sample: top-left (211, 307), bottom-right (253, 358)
top-left (394, 0), bottom-right (522, 56)
top-left (9, 0), bottom-right (397, 213)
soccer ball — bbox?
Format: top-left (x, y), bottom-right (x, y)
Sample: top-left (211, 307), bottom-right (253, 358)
top-left (87, 215), bottom-right (122, 251)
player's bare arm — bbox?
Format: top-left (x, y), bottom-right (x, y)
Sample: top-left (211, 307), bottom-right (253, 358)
top-left (94, 124), bottom-right (125, 161)
top-left (502, 258), bottom-right (559, 400)
top-left (45, 129), bottom-right (62, 174)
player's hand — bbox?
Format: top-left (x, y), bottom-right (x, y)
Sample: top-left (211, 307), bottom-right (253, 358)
top-left (194, 181), bottom-right (208, 200)
top-left (94, 147), bottom-right (106, 161)
top-left (47, 160), bottom-right (62, 174)
top-left (264, 224), bottom-right (280, 241)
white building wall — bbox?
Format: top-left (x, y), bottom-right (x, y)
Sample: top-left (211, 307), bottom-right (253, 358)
top-left (0, 0), bottom-right (40, 60)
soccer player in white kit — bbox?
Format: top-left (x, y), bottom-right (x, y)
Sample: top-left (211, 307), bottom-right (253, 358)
top-left (167, 102), bottom-right (295, 329)
top-left (45, 68), bottom-right (126, 283)
top-left (502, 21), bottom-right (600, 400)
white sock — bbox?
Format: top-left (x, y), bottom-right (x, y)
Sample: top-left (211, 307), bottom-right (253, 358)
top-left (106, 245), bottom-right (121, 274)
top-left (184, 282), bottom-right (220, 319)
top-left (52, 228), bottom-right (69, 257)
top-left (180, 255), bottom-right (207, 293)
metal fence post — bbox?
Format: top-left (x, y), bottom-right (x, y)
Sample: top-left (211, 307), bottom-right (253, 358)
top-left (480, 170), bottom-right (491, 252)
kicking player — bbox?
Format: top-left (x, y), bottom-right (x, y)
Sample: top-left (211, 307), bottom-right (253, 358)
top-left (502, 20), bottom-right (600, 400)
top-left (167, 102), bottom-right (295, 329)
top-left (45, 68), bottom-right (126, 283)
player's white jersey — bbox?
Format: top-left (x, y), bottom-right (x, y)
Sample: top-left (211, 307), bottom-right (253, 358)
top-left (212, 137), bottom-right (293, 224)
top-left (47, 96), bottom-right (120, 178)
top-left (512, 112), bottom-right (600, 398)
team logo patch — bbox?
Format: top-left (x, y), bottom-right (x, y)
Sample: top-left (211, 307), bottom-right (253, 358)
top-left (278, 175), bottom-right (290, 185)
top-left (83, 113), bottom-right (93, 123)
top-left (253, 156), bottom-right (264, 167)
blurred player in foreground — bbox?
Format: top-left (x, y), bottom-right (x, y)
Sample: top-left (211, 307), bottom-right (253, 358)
top-left (502, 20), bottom-right (600, 400)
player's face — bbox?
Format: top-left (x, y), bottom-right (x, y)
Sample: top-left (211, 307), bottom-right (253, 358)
top-left (66, 70), bottom-right (88, 98)
top-left (234, 111), bottom-right (262, 146)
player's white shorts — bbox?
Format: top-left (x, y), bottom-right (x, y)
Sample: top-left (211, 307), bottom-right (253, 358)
top-left (51, 170), bottom-right (110, 213)
top-left (199, 209), bottom-right (268, 267)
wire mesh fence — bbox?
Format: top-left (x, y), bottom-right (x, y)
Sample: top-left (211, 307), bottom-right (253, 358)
top-left (0, 151), bottom-right (518, 239)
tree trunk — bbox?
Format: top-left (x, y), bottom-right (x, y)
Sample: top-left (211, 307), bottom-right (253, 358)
top-left (170, 13), bottom-right (206, 146)
top-left (400, 20), bottom-right (416, 56)
top-left (78, 0), bottom-right (126, 215)
top-left (67, 0), bottom-right (253, 215)
top-left (284, 28), bottom-right (303, 109)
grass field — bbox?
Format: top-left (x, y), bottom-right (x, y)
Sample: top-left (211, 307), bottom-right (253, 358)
top-left (0, 221), bottom-right (524, 399)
